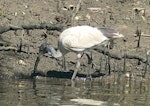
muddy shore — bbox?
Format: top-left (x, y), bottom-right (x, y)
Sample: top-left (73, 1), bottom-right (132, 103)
top-left (0, 0), bottom-right (149, 79)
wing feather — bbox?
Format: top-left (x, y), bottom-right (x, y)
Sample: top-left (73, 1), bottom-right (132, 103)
top-left (59, 26), bottom-right (108, 52)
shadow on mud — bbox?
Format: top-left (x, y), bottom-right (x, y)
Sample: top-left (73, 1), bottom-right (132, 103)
top-left (31, 70), bottom-right (105, 79)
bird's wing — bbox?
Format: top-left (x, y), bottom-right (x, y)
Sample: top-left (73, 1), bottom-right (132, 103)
top-left (60, 27), bottom-right (108, 52)
top-left (99, 28), bottom-right (124, 39)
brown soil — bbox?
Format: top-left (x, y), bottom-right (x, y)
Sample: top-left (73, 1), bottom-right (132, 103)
top-left (0, 0), bottom-right (150, 79)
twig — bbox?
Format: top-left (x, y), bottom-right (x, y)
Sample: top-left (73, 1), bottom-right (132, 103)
top-left (0, 23), bottom-right (63, 34)
top-left (142, 34), bottom-right (150, 37)
top-left (142, 49), bottom-right (149, 78)
top-left (136, 27), bottom-right (141, 48)
top-left (0, 46), bottom-right (18, 51)
top-left (94, 48), bottom-right (150, 65)
top-left (71, 0), bottom-right (82, 25)
top-left (18, 30), bottom-right (24, 52)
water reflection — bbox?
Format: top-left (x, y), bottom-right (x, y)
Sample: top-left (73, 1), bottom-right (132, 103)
top-left (0, 74), bottom-right (150, 106)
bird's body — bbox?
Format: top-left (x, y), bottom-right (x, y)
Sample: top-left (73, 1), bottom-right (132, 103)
top-left (33, 25), bottom-right (123, 80)
top-left (58, 26), bottom-right (108, 55)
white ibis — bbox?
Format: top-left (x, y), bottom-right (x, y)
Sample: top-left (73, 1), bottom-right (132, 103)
top-left (33, 25), bottom-right (123, 80)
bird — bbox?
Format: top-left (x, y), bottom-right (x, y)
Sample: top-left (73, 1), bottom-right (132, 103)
top-left (33, 25), bottom-right (123, 80)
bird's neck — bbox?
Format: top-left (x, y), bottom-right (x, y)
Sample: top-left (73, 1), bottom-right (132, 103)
top-left (49, 48), bottom-right (62, 58)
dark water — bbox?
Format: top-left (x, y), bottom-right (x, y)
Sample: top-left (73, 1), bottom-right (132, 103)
top-left (1, 75), bottom-right (150, 106)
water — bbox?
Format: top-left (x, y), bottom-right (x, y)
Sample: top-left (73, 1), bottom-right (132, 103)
top-left (1, 75), bottom-right (150, 106)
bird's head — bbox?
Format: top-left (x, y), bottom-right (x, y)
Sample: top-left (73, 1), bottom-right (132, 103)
top-left (39, 43), bottom-right (62, 58)
top-left (39, 43), bottom-right (54, 54)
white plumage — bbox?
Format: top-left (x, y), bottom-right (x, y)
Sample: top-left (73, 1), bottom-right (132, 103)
top-left (33, 25), bottom-right (123, 80)
top-left (58, 26), bottom-right (108, 54)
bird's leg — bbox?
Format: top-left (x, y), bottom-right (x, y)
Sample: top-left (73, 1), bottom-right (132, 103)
top-left (85, 52), bottom-right (96, 68)
top-left (85, 52), bottom-right (95, 80)
top-left (107, 39), bottom-right (114, 49)
top-left (104, 42), bottom-right (111, 75)
top-left (85, 52), bottom-right (97, 69)
top-left (71, 58), bottom-right (80, 80)
top-left (62, 55), bottom-right (68, 71)
top-left (71, 54), bottom-right (82, 80)
top-left (85, 52), bottom-right (92, 64)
